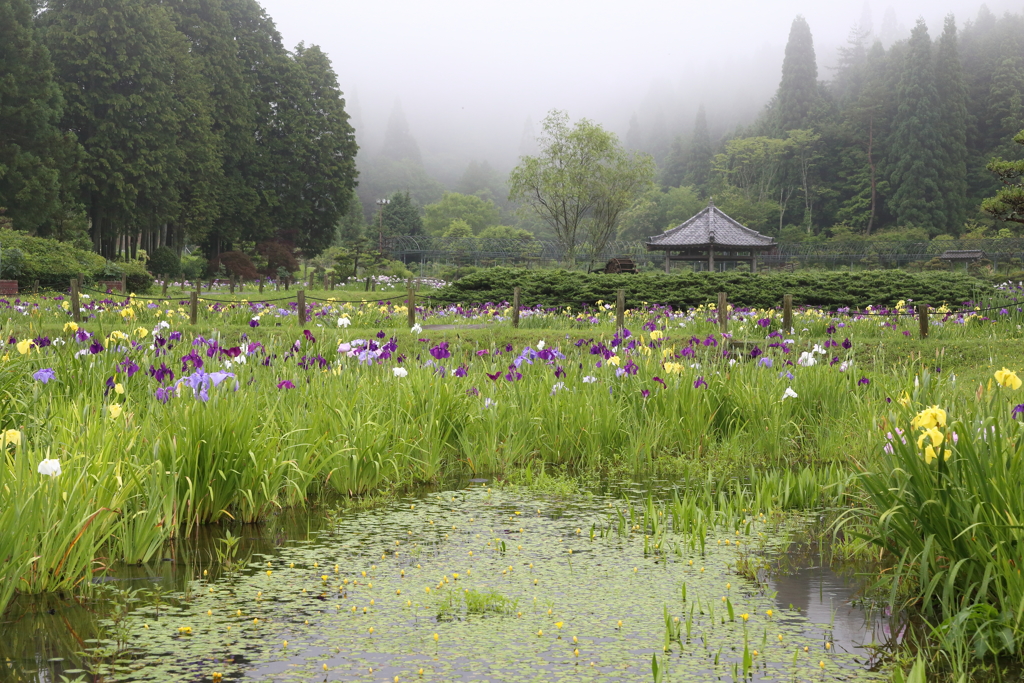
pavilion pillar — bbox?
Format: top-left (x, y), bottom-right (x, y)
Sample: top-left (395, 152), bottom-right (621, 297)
top-left (708, 248), bottom-right (714, 272)
top-left (664, 253), bottom-right (670, 274)
top-left (751, 254), bottom-right (757, 273)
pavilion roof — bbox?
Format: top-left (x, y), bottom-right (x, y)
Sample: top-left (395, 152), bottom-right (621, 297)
top-left (645, 198), bottom-right (775, 251)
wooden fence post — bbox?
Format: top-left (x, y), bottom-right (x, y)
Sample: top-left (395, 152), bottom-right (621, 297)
top-left (717, 292), bottom-right (728, 334)
top-left (229, 277), bottom-right (235, 294)
top-left (161, 276), bottom-right (168, 298)
top-left (70, 278), bottom-right (81, 323)
top-left (783, 294), bottom-right (793, 333)
top-left (190, 291), bottom-right (198, 325)
top-left (919, 302), bottom-right (928, 339)
top-left (195, 279), bottom-right (201, 296)
top-left (259, 277), bottom-right (264, 294)
top-left (512, 286), bottom-right (521, 328)
top-left (615, 288), bottom-right (625, 329)
top-left (407, 284), bottom-right (416, 328)
top-left (298, 290), bottom-right (306, 325)
top-left (32, 280), bottom-right (38, 295)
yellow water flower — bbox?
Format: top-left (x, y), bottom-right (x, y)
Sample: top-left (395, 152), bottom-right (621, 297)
top-left (607, 355), bottom-right (621, 367)
top-left (108, 404), bottom-right (123, 419)
top-left (995, 368), bottom-right (1022, 390)
top-left (663, 362), bottom-right (683, 375)
top-left (114, 383), bottom-right (125, 395)
top-left (897, 392), bottom-right (911, 407)
top-left (2, 429), bottom-right (21, 448)
top-left (649, 330), bottom-right (664, 341)
top-left (63, 322), bottom-right (79, 333)
top-left (16, 339), bottom-right (32, 354)
top-left (135, 327), bottom-right (148, 339)
top-left (917, 427), bottom-right (944, 449)
top-left (911, 405), bottom-right (946, 430)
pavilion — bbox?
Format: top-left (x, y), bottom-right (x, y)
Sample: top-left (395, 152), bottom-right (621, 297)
top-left (645, 198), bottom-right (775, 273)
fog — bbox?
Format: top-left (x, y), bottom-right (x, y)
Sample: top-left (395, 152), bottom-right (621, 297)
top-left (260, 0), bottom-right (1022, 182)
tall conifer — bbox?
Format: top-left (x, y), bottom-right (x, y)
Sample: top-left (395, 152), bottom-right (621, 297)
top-left (934, 15), bottom-right (969, 232)
top-left (0, 0), bottom-right (77, 232)
top-left (776, 17), bottom-right (820, 132)
top-left (888, 20), bottom-right (945, 231)
top-left (685, 105), bottom-right (713, 191)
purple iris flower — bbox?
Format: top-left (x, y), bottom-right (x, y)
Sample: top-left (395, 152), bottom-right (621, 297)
top-left (466, 386), bottom-right (480, 397)
top-left (249, 319), bottom-right (260, 328)
top-left (155, 386), bottom-right (173, 404)
top-left (304, 329), bottom-right (317, 343)
top-left (641, 389), bottom-right (651, 398)
top-left (554, 365), bottom-right (565, 378)
top-left (652, 376), bottom-right (665, 386)
top-left (476, 349), bottom-right (490, 356)
top-left (858, 377), bottom-right (870, 386)
top-left (757, 318), bottom-right (771, 328)
top-left (88, 341), bottom-right (104, 354)
top-left (842, 338), bottom-right (852, 350)
top-left (749, 346), bottom-right (762, 359)
top-left (33, 336), bottom-right (51, 348)
top-left (693, 376), bottom-right (707, 389)
top-left (277, 380), bottom-right (295, 390)
top-left (757, 357), bottom-right (773, 368)
top-left (454, 366), bottom-right (468, 378)
top-left (376, 330), bottom-right (386, 339)
top-left (169, 331), bottom-right (182, 342)
top-left (430, 343), bottom-right (451, 360)
top-left (33, 368), bottom-right (56, 383)
top-left (118, 358), bottom-right (140, 377)
top-left (826, 324), bottom-right (836, 334)
top-left (702, 335), bottom-right (717, 347)
top-left (1013, 404), bottom-right (1024, 417)
top-left (75, 329), bottom-right (91, 343)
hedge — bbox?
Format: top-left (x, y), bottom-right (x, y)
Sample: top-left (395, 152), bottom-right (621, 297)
top-left (430, 268), bottom-right (993, 310)
top-left (0, 230), bottom-right (152, 293)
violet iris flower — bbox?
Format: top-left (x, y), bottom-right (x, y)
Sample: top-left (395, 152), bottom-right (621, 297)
top-left (33, 368), bottom-right (56, 383)
top-left (693, 376), bottom-right (707, 389)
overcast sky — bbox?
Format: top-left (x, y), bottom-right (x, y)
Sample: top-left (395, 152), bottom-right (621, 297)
top-left (260, 0), bottom-right (1021, 172)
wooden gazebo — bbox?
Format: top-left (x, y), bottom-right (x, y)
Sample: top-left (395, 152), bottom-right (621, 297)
top-left (645, 198), bottom-right (775, 273)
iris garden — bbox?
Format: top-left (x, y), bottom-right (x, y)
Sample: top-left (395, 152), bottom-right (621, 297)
top-left (3, 283), bottom-right (1024, 681)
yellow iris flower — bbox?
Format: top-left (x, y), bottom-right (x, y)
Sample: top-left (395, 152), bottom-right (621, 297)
top-left (912, 406), bottom-right (947, 430)
top-left (994, 368), bottom-right (1022, 390)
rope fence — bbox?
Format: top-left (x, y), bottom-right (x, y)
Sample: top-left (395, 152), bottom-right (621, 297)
top-left (57, 277), bottom-right (1021, 340)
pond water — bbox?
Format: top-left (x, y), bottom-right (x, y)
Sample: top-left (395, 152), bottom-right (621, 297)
top-left (1, 485), bottom-right (890, 682)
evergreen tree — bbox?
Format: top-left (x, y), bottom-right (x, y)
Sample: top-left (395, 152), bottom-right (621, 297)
top-left (625, 114), bottom-right (642, 150)
top-left (376, 191), bottom-right (423, 239)
top-left (43, 0), bottom-right (197, 256)
top-left (685, 106), bottom-right (713, 191)
top-left (888, 20), bottom-right (945, 232)
top-left (169, 0), bottom-right (257, 253)
top-left (0, 0), bottom-right (79, 233)
top-left (934, 15), bottom-right (969, 232)
top-left (776, 16), bottom-right (821, 133)
top-left (660, 136), bottom-right (688, 188)
top-left (381, 100), bottom-right (421, 164)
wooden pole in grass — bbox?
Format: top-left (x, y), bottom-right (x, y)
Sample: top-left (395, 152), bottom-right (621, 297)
top-left (70, 278), bottom-right (81, 323)
top-left (189, 291), bottom-right (198, 325)
top-left (717, 291), bottom-right (728, 334)
top-left (259, 277), bottom-right (264, 294)
top-left (161, 276), bottom-right (168, 297)
top-left (32, 280), bottom-right (38, 295)
top-left (919, 302), bottom-right (928, 339)
top-left (783, 294), bottom-right (793, 333)
top-left (512, 286), bottom-right (521, 328)
top-left (615, 288), bottom-right (625, 329)
top-left (298, 290), bottom-right (306, 325)
top-left (229, 276), bottom-right (235, 294)
top-left (407, 282), bottom-right (416, 328)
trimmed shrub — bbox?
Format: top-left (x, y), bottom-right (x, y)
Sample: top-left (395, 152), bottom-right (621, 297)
top-left (431, 267), bottom-right (992, 310)
top-left (0, 229), bottom-right (104, 290)
top-left (149, 246), bottom-right (181, 277)
top-left (181, 254), bottom-right (207, 280)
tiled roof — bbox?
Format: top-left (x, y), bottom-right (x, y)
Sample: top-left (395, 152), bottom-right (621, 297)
top-left (939, 250), bottom-right (986, 259)
top-left (645, 199), bottom-right (775, 250)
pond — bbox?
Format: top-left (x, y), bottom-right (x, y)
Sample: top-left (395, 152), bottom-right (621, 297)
top-left (1, 485), bottom-right (890, 682)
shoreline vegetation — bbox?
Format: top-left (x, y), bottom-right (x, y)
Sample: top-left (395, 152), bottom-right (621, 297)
top-left (3, 279), bottom-right (1024, 681)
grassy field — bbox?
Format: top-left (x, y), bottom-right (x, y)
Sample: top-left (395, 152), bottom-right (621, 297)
top-left (3, 283), bottom-right (1024, 680)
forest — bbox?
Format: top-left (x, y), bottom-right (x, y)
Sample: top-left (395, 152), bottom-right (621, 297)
top-left (2, 0), bottom-right (1024, 272)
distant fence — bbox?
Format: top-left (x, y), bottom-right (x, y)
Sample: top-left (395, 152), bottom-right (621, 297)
top-left (384, 237), bottom-right (1024, 271)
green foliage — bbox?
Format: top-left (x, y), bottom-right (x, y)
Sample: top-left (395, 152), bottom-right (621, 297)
top-left (888, 21), bottom-right (945, 233)
top-left (0, 0), bottom-right (81, 234)
top-left (377, 191), bottom-right (424, 238)
top-left (935, 16), bottom-right (969, 232)
top-left (423, 192), bottom-right (501, 236)
top-left (509, 110), bottom-right (655, 264)
top-left (0, 228), bottom-right (103, 289)
top-left (983, 129), bottom-right (1024, 225)
top-left (432, 267), bottom-right (987, 309)
top-left (180, 253), bottom-right (208, 280)
top-left (617, 186), bottom-right (704, 241)
top-left (148, 246), bottom-right (180, 277)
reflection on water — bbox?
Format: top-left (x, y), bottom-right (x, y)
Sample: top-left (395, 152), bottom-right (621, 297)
top-left (770, 546), bottom-right (898, 668)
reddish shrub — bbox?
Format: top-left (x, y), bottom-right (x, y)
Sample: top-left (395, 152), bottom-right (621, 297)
top-left (256, 241), bottom-right (299, 276)
top-left (209, 251), bottom-right (259, 280)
